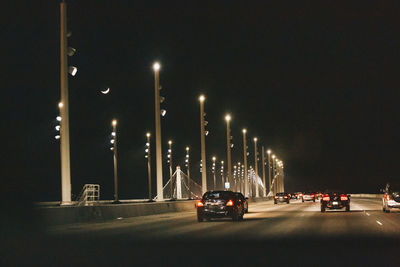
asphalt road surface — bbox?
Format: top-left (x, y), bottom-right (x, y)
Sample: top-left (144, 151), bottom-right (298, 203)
top-left (3, 198), bottom-right (399, 266)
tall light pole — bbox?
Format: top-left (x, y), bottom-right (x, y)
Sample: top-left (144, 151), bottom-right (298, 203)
top-left (212, 156), bottom-right (216, 190)
top-left (168, 140), bottom-right (173, 199)
top-left (272, 154), bottom-right (276, 194)
top-left (253, 137), bottom-right (259, 197)
top-left (185, 146), bottom-right (191, 199)
top-left (242, 129), bottom-right (249, 197)
top-left (237, 162), bottom-right (242, 192)
top-left (112, 119), bottom-right (119, 203)
top-left (59, 0), bottom-right (72, 205)
top-left (220, 161), bottom-right (225, 190)
top-left (199, 95), bottom-right (207, 194)
top-left (153, 62), bottom-right (163, 201)
top-left (145, 133), bottom-right (152, 200)
top-left (261, 146), bottom-right (266, 197)
top-left (225, 114), bottom-right (232, 189)
top-left (267, 149), bottom-right (272, 195)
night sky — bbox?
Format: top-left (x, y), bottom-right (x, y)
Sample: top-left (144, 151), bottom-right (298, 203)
top-left (5, 1), bottom-right (400, 202)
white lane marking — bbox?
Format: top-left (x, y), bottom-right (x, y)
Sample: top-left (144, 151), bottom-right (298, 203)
top-left (366, 212), bottom-right (370, 216)
top-left (376, 221), bottom-right (383, 226)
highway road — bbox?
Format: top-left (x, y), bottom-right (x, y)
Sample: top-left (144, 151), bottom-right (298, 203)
top-left (3, 198), bottom-right (399, 265)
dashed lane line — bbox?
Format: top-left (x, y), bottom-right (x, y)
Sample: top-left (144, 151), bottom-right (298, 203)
top-left (376, 220), bottom-right (383, 226)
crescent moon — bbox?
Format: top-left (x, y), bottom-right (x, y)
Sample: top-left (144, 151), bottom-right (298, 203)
top-left (101, 88), bottom-right (110, 94)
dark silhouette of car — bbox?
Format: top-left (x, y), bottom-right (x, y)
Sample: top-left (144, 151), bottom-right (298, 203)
top-left (382, 183), bottom-right (400, 213)
top-left (196, 191), bottom-right (245, 221)
top-left (274, 192), bottom-right (290, 204)
top-left (235, 192), bottom-right (249, 213)
top-left (321, 192), bottom-right (350, 212)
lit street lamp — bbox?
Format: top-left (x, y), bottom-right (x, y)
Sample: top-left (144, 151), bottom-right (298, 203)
top-left (212, 157), bottom-right (217, 190)
top-left (220, 161), bottom-right (225, 190)
top-left (111, 119), bottom-right (120, 203)
top-left (167, 140), bottom-right (173, 199)
top-left (199, 95), bottom-right (207, 194)
top-left (253, 137), bottom-right (259, 197)
top-left (145, 133), bottom-right (152, 201)
top-left (242, 129), bottom-right (249, 197)
top-left (225, 114), bottom-right (232, 189)
top-left (185, 146), bottom-right (191, 199)
top-left (267, 149), bottom-right (272, 195)
top-left (153, 62), bottom-right (163, 201)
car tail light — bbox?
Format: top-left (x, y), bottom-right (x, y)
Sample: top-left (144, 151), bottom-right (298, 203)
top-left (340, 194), bottom-right (348, 201)
top-left (386, 194), bottom-right (393, 201)
top-left (322, 194), bottom-right (330, 201)
top-left (196, 201), bottom-right (204, 207)
top-left (284, 196), bottom-right (287, 198)
top-left (274, 196), bottom-right (278, 199)
top-left (226, 200), bottom-right (234, 206)
top-left (311, 194), bottom-right (314, 196)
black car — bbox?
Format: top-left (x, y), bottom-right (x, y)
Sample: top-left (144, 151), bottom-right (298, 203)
top-left (321, 192), bottom-right (350, 212)
top-left (235, 192), bottom-right (249, 213)
top-left (196, 191), bottom-right (245, 221)
top-left (274, 192), bottom-right (290, 204)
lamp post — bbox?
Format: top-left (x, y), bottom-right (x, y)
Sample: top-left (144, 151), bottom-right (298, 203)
top-left (242, 129), bottom-right (248, 197)
top-left (272, 154), bottom-right (276, 195)
top-left (253, 137), bottom-right (259, 197)
top-left (199, 95), bottom-right (207, 194)
top-left (220, 161), bottom-right (225, 190)
top-left (267, 149), bottom-right (272, 195)
top-left (261, 146), bottom-right (266, 197)
top-left (237, 162), bottom-right (242, 192)
top-left (111, 119), bottom-right (119, 203)
top-left (185, 146), bottom-right (191, 199)
top-left (145, 133), bottom-right (152, 200)
top-left (168, 140), bottom-right (173, 199)
top-left (212, 156), bottom-right (216, 190)
top-left (59, 1), bottom-right (72, 205)
top-left (225, 114), bottom-right (232, 189)
top-left (153, 62), bottom-right (163, 201)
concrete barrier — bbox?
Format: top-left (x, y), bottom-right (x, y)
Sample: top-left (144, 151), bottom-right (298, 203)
top-left (37, 200), bottom-right (197, 226)
top-left (349, 194), bottom-right (382, 199)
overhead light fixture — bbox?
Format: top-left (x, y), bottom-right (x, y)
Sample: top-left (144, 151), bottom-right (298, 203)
top-left (205, 131), bottom-right (209, 136)
top-left (161, 109), bottom-right (167, 116)
top-left (160, 96), bottom-right (165, 103)
top-left (67, 47), bottom-right (76, 56)
top-left (68, 66), bottom-right (78, 76)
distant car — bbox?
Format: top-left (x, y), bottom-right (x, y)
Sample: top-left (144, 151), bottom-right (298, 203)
top-left (294, 192), bottom-right (303, 200)
top-left (382, 183), bottom-right (400, 213)
top-left (196, 191), bottom-right (245, 221)
top-left (302, 192), bottom-right (316, 202)
top-left (235, 192), bottom-right (249, 213)
top-left (274, 192), bottom-right (290, 204)
top-left (321, 192), bottom-right (350, 212)
top-left (289, 193), bottom-right (297, 199)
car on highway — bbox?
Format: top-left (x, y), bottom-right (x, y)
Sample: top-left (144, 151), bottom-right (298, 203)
top-left (196, 191), bottom-right (245, 221)
top-left (294, 192), bottom-right (303, 200)
top-left (289, 193), bottom-right (297, 199)
top-left (302, 192), bottom-right (316, 202)
top-left (235, 192), bottom-right (249, 213)
top-left (321, 192), bottom-right (350, 212)
top-left (382, 183), bottom-right (400, 213)
top-left (274, 192), bottom-right (290, 204)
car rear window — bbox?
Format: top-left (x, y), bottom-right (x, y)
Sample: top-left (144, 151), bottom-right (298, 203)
top-left (204, 192), bottom-right (233, 200)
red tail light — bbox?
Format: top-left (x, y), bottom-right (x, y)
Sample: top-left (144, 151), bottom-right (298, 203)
top-left (311, 194), bottom-right (314, 196)
top-left (322, 194), bottom-right (330, 201)
top-left (284, 196), bottom-right (287, 198)
top-left (226, 200), bottom-right (234, 206)
top-left (340, 194), bottom-right (348, 201)
top-left (274, 196), bottom-right (278, 199)
top-left (386, 194), bottom-right (393, 201)
top-left (196, 201), bottom-right (204, 207)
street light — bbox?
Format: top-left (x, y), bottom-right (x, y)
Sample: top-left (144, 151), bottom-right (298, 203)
top-left (185, 146), bottom-right (191, 199)
top-left (167, 140), bottom-right (173, 199)
top-left (111, 119), bottom-right (119, 203)
top-left (267, 149), bottom-right (272, 195)
top-left (212, 156), bottom-right (216, 190)
top-left (220, 160), bottom-right (225, 190)
top-left (242, 129), bottom-right (249, 197)
top-left (145, 132), bottom-right (152, 201)
top-left (225, 114), bottom-right (232, 189)
top-left (153, 62), bottom-right (163, 201)
top-left (253, 137), bottom-right (259, 197)
top-left (199, 95), bottom-right (207, 194)
top-left (261, 146), bottom-right (266, 197)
